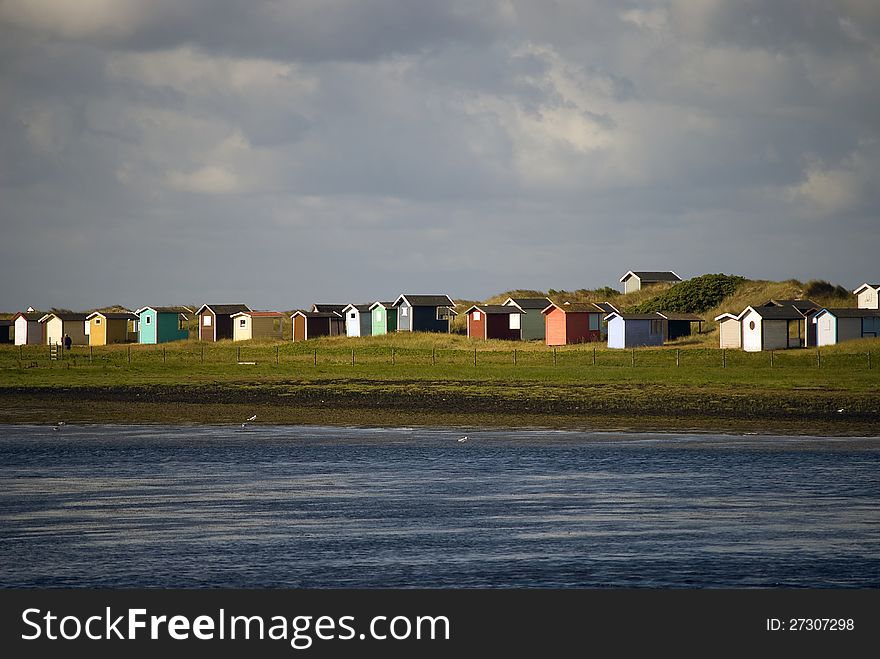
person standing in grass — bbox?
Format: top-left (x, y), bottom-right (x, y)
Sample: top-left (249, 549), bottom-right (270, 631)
top-left (64, 334), bottom-right (71, 350)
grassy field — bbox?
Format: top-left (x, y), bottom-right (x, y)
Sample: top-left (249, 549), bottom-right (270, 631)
top-left (1, 334), bottom-right (878, 434)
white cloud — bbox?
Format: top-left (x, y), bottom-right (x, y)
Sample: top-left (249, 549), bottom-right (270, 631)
top-left (167, 164), bottom-right (241, 195)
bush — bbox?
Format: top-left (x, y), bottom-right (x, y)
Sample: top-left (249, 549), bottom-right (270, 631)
top-left (804, 280), bottom-right (850, 299)
top-left (632, 274), bottom-right (746, 314)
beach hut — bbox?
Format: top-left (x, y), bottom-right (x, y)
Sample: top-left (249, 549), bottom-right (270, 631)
top-left (542, 302), bottom-right (604, 346)
top-left (342, 304), bottom-right (374, 338)
top-left (503, 297), bottom-right (552, 340)
top-left (657, 312), bottom-right (704, 340)
top-left (311, 304), bottom-right (348, 315)
top-left (619, 271), bottom-right (681, 294)
top-left (715, 313), bottom-right (742, 349)
top-left (370, 302), bottom-right (398, 336)
top-left (465, 305), bottom-right (524, 340)
top-left (605, 312), bottom-right (665, 349)
top-left (853, 283), bottom-right (880, 310)
top-left (137, 307), bottom-right (191, 344)
top-left (87, 311), bottom-right (139, 346)
top-left (196, 304), bottom-right (251, 342)
top-left (813, 308), bottom-right (880, 346)
top-left (394, 295), bottom-right (456, 333)
top-left (40, 312), bottom-right (88, 346)
top-left (738, 306), bottom-right (808, 352)
top-left (0, 320), bottom-right (12, 344)
top-left (291, 311), bottom-right (344, 341)
top-left (231, 311), bottom-right (284, 342)
top-left (12, 310), bottom-right (44, 345)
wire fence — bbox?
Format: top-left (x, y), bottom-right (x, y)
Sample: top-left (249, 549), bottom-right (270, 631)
top-left (2, 342), bottom-right (877, 371)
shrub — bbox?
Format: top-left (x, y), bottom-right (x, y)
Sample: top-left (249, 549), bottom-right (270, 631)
top-left (632, 274), bottom-right (746, 313)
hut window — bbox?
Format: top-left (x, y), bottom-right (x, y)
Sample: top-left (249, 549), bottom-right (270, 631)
top-left (203, 315), bottom-right (212, 327)
top-left (589, 314), bottom-right (599, 331)
top-left (350, 313), bottom-right (356, 319)
top-left (749, 321), bottom-right (755, 330)
top-left (436, 307), bottom-right (451, 321)
top-left (401, 307), bottom-right (408, 317)
top-left (178, 317), bottom-right (186, 331)
top-left (509, 314), bottom-right (520, 330)
top-left (473, 311), bottom-right (481, 321)
top-left (95, 318), bottom-right (101, 325)
top-left (239, 319), bottom-right (247, 328)
top-left (650, 320), bottom-right (662, 335)
top-left (145, 316), bottom-right (151, 325)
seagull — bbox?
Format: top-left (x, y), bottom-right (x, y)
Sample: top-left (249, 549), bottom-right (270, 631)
top-left (57, 421), bottom-right (65, 426)
top-left (241, 423), bottom-right (248, 429)
top-left (836, 408), bottom-right (845, 413)
top-left (246, 414), bottom-right (257, 421)
top-left (457, 436), bottom-right (468, 443)
top-left (51, 426), bottom-right (59, 431)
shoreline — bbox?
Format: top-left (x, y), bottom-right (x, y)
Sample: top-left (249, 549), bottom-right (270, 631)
top-left (2, 384), bottom-right (879, 436)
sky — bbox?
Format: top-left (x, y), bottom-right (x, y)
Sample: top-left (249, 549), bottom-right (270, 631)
top-left (1, 0), bottom-right (878, 311)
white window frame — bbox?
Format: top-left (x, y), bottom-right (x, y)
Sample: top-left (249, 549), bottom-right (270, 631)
top-left (473, 311), bottom-right (481, 321)
top-left (203, 315), bottom-right (212, 327)
top-left (239, 319), bottom-right (247, 328)
top-left (509, 313), bottom-right (520, 330)
top-left (401, 307), bottom-right (408, 317)
top-left (145, 316), bottom-right (152, 325)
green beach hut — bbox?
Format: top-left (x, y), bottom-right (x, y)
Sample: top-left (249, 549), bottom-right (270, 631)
top-left (136, 306), bottom-right (192, 344)
top-left (370, 301), bottom-right (398, 335)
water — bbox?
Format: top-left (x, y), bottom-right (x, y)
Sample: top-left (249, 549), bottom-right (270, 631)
top-left (0, 424), bottom-right (877, 588)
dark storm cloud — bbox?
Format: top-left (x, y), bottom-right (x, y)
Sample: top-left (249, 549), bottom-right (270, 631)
top-left (0, 1), bottom-right (878, 310)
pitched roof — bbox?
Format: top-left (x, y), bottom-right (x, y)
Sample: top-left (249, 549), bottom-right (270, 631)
top-left (465, 305), bottom-right (523, 315)
top-left (394, 294), bottom-right (455, 307)
top-left (12, 311), bottom-right (44, 322)
top-left (311, 304), bottom-right (348, 314)
top-left (714, 313), bottom-right (739, 321)
top-left (196, 304), bottom-right (251, 315)
top-left (369, 301), bottom-right (396, 310)
top-left (764, 299), bottom-right (820, 311)
top-left (592, 302), bottom-right (619, 314)
top-left (504, 297), bottom-right (552, 309)
top-left (0, 319), bottom-right (11, 327)
top-left (40, 312), bottom-right (88, 322)
top-left (87, 311), bottom-right (138, 320)
top-left (619, 270), bottom-right (681, 283)
top-left (136, 306), bottom-right (192, 315)
top-left (342, 304), bottom-right (373, 314)
top-left (542, 302), bottom-right (605, 314)
top-left (605, 312), bottom-right (664, 321)
top-left (739, 306), bottom-right (806, 320)
top-left (814, 308), bottom-right (880, 319)
top-left (232, 311), bottom-right (284, 318)
top-left (657, 312), bottom-right (703, 321)
top-left (291, 310), bottom-right (342, 319)
top-left (853, 283), bottom-right (880, 294)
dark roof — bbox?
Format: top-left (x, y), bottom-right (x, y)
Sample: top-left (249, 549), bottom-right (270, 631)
top-left (816, 308), bottom-right (880, 319)
top-left (0, 320), bottom-right (11, 327)
top-left (198, 304), bottom-right (251, 315)
top-left (394, 294), bottom-right (455, 307)
top-left (608, 312), bottom-right (664, 321)
top-left (466, 305), bottom-right (523, 315)
top-left (744, 306), bottom-right (806, 320)
top-left (140, 306), bottom-right (192, 315)
top-left (593, 302), bottom-right (619, 314)
top-left (312, 304), bottom-right (348, 314)
top-left (506, 297), bottom-right (552, 309)
top-left (544, 302), bottom-right (604, 314)
top-left (12, 311), bottom-right (44, 321)
top-left (620, 271), bottom-right (681, 282)
top-left (765, 299), bottom-right (820, 311)
top-left (43, 312), bottom-right (88, 322)
top-left (88, 311), bottom-right (138, 320)
top-left (343, 304), bottom-right (374, 313)
top-left (292, 310), bottom-right (342, 319)
top-left (657, 312), bottom-right (703, 321)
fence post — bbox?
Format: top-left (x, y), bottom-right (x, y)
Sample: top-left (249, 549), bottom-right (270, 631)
top-left (163, 346), bottom-right (166, 364)
top-left (351, 348), bottom-right (355, 366)
top-left (89, 346), bottom-right (92, 364)
top-left (128, 345), bottom-right (131, 364)
top-left (722, 349), bottom-right (726, 368)
top-left (592, 346), bottom-right (596, 365)
top-left (314, 348), bottom-right (317, 366)
top-left (237, 346), bottom-right (241, 363)
top-left (392, 347), bottom-right (395, 366)
top-left (514, 348), bottom-right (517, 365)
top-left (432, 348), bottom-right (435, 366)
top-left (770, 350), bottom-right (774, 368)
top-left (19, 345), bottom-right (22, 362)
top-left (676, 349), bottom-right (680, 367)
top-left (201, 345), bottom-right (204, 364)
top-left (869, 352), bottom-right (872, 370)
top-left (631, 348), bottom-right (635, 367)
top-left (816, 349), bottom-right (820, 368)
top-left (473, 348), bottom-right (477, 367)
top-left (553, 347), bottom-right (557, 366)
top-left (276, 345), bottom-right (279, 365)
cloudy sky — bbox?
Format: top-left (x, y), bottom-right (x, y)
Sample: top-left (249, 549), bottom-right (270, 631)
top-left (1, 1), bottom-right (878, 310)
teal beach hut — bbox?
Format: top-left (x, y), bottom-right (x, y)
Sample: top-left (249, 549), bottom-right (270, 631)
top-left (136, 306), bottom-right (192, 344)
top-left (370, 301), bottom-right (398, 335)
